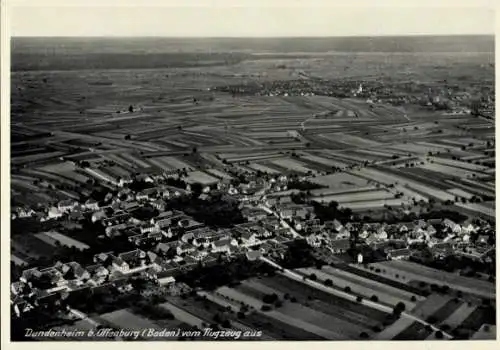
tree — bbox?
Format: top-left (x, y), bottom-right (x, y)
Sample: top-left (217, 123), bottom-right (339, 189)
top-left (344, 286), bottom-right (351, 293)
top-left (370, 295), bottom-right (379, 302)
top-left (324, 279), bottom-right (333, 287)
top-left (359, 332), bottom-right (369, 339)
top-left (435, 331), bottom-right (444, 339)
top-left (128, 105), bottom-right (134, 113)
top-left (309, 273), bottom-right (317, 281)
top-left (124, 134), bottom-right (131, 140)
top-left (261, 305), bottom-right (272, 312)
top-left (356, 296), bottom-right (363, 303)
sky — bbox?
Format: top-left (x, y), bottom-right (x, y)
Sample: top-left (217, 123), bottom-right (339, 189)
top-left (10, 2), bottom-right (496, 37)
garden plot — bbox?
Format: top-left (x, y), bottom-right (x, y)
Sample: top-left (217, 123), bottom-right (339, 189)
top-left (369, 260), bottom-right (495, 299)
top-left (412, 294), bottom-right (454, 320)
top-left (352, 168), bottom-right (455, 202)
top-left (158, 302), bottom-right (205, 328)
top-left (373, 317), bottom-right (414, 340)
top-left (115, 153), bottom-right (150, 168)
top-left (341, 198), bottom-right (406, 210)
top-left (162, 156), bottom-right (192, 170)
top-left (446, 188), bottom-right (475, 200)
top-left (99, 309), bottom-right (160, 331)
top-left (184, 171), bottom-right (219, 185)
top-left (246, 162), bottom-right (281, 174)
top-left (38, 231), bottom-right (90, 250)
top-left (319, 133), bottom-right (382, 148)
top-left (298, 152), bottom-right (350, 168)
top-left (312, 189), bottom-right (395, 204)
top-left (269, 158), bottom-right (315, 174)
top-left (418, 162), bottom-right (486, 179)
top-left (454, 202), bottom-right (495, 220)
top-left (259, 275), bottom-right (387, 330)
top-left (433, 157), bottom-right (490, 172)
top-left (311, 173), bottom-right (369, 189)
top-left (310, 186), bottom-right (378, 197)
top-left (204, 168), bottom-right (233, 180)
top-left (322, 266), bottom-right (423, 307)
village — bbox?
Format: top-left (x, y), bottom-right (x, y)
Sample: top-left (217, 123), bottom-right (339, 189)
top-left (10, 167), bottom-right (495, 322)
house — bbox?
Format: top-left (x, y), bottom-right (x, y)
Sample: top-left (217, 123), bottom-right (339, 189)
top-left (93, 252), bottom-right (114, 264)
top-left (306, 235), bottom-right (321, 248)
top-left (176, 243), bottom-right (196, 256)
top-left (20, 268), bottom-right (42, 283)
top-left (15, 207), bottom-right (35, 218)
top-left (387, 248), bottom-right (411, 260)
top-left (242, 207), bottom-right (268, 222)
top-left (135, 191), bottom-right (149, 201)
top-left (156, 272), bottom-right (176, 286)
top-left (11, 281), bottom-right (26, 296)
top-left (146, 251), bottom-right (164, 268)
top-left (111, 257), bottom-right (129, 273)
top-left (325, 219), bottom-right (344, 232)
top-left (140, 223), bottom-right (160, 234)
top-left (105, 223), bottom-right (128, 237)
top-left (155, 242), bottom-right (177, 256)
top-left (65, 262), bottom-right (90, 281)
top-left (46, 206), bottom-right (64, 220)
top-left (240, 231), bottom-right (258, 247)
top-left (118, 249), bottom-right (147, 270)
top-left (246, 250), bottom-right (262, 261)
top-left (91, 210), bottom-right (107, 223)
top-left (84, 199), bottom-right (100, 211)
top-left (211, 238), bottom-right (238, 253)
top-left (151, 199), bottom-right (165, 211)
top-left (86, 265), bottom-right (110, 284)
top-left (58, 200), bottom-right (78, 212)
top-left (477, 235), bottom-right (490, 244)
top-left (328, 238), bottom-right (350, 254)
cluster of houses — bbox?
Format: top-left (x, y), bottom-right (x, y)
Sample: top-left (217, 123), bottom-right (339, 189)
top-left (300, 216), bottom-right (495, 263)
top-left (10, 165), bottom-right (496, 320)
top-left (10, 190), bottom-right (307, 318)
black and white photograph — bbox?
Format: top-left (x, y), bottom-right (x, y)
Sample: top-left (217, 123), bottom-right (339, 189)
top-left (3, 0), bottom-right (497, 344)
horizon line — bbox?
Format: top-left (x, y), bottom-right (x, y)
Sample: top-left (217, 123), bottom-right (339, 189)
top-left (11, 33), bottom-right (495, 39)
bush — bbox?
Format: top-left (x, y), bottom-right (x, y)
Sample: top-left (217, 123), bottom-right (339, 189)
top-left (262, 293), bottom-right (279, 304)
top-left (356, 296), bottom-right (363, 303)
top-left (435, 331), bottom-right (444, 339)
top-left (411, 296), bottom-right (417, 302)
top-left (372, 325), bottom-right (382, 333)
top-left (344, 286), bottom-right (351, 293)
top-left (237, 312), bottom-right (245, 319)
top-left (359, 332), bottom-right (369, 339)
top-left (290, 297), bottom-right (297, 303)
top-left (261, 305), bottom-right (272, 312)
top-left (370, 295), bottom-right (378, 302)
top-left (309, 273), bottom-right (317, 281)
top-left (324, 279), bottom-right (333, 287)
